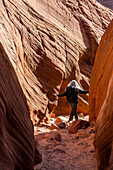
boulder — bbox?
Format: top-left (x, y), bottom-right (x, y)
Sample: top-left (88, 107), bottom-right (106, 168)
top-left (68, 120), bottom-right (90, 133)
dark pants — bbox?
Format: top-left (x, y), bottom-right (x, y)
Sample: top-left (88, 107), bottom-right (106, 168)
top-left (68, 100), bottom-right (78, 122)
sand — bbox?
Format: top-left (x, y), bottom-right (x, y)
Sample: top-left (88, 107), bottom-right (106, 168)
top-left (34, 117), bottom-right (97, 170)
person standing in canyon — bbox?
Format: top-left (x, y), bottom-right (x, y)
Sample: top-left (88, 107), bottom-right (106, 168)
top-left (57, 80), bottom-right (89, 122)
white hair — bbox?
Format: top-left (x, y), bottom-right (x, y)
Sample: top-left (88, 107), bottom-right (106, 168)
top-left (67, 80), bottom-right (82, 90)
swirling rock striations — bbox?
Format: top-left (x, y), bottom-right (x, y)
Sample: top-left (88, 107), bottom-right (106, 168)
top-left (89, 19), bottom-right (113, 169)
top-left (0, 0), bottom-right (113, 124)
top-left (0, 43), bottom-right (35, 169)
top-left (97, 0), bottom-right (113, 11)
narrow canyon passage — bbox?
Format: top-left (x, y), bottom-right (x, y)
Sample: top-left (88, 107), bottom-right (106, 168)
top-left (34, 116), bottom-right (97, 170)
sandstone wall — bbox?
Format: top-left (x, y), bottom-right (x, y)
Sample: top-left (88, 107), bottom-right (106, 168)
top-left (0, 0), bottom-right (113, 124)
top-left (89, 19), bottom-right (113, 169)
top-left (0, 43), bottom-right (35, 169)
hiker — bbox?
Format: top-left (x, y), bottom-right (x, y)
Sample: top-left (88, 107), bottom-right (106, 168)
top-left (57, 80), bottom-right (89, 122)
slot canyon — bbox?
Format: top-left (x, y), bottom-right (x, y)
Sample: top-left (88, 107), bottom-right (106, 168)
top-left (0, 0), bottom-right (113, 169)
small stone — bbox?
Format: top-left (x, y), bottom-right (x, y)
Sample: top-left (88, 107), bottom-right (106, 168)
top-left (79, 113), bottom-right (84, 118)
top-left (49, 123), bottom-right (60, 130)
top-left (55, 117), bottom-right (62, 123)
top-left (50, 113), bottom-right (55, 118)
top-left (44, 131), bottom-right (61, 141)
top-left (56, 122), bottom-right (66, 129)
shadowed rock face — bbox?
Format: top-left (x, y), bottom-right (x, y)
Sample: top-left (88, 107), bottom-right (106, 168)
top-left (0, 0), bottom-right (113, 124)
top-left (89, 19), bottom-right (113, 169)
top-left (97, 0), bottom-right (113, 11)
top-left (0, 43), bottom-right (35, 169)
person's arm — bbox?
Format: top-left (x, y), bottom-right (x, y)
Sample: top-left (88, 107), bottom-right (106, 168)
top-left (79, 90), bottom-right (89, 94)
top-left (57, 92), bottom-right (66, 97)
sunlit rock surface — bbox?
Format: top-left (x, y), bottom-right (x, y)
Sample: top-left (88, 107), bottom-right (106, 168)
top-left (0, 43), bottom-right (35, 169)
top-left (97, 0), bottom-right (113, 11)
top-left (0, 0), bottom-right (113, 124)
top-left (89, 19), bottom-right (113, 169)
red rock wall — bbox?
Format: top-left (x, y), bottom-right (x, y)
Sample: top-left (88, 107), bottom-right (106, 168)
top-left (0, 0), bottom-right (113, 124)
top-left (0, 43), bottom-right (35, 169)
top-left (89, 19), bottom-right (113, 169)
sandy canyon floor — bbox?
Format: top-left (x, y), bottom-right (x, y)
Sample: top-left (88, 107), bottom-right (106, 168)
top-left (34, 116), bottom-right (97, 170)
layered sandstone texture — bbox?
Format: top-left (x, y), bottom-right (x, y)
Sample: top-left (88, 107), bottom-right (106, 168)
top-left (0, 43), bottom-right (35, 169)
top-left (0, 0), bottom-right (113, 124)
top-left (89, 19), bottom-right (113, 169)
top-left (97, 0), bottom-right (113, 11)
